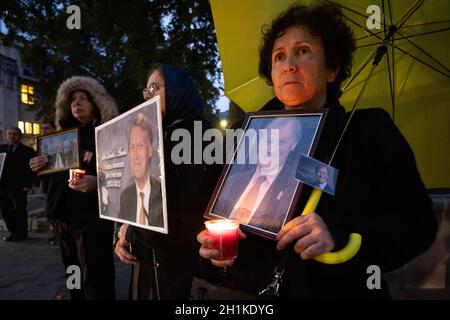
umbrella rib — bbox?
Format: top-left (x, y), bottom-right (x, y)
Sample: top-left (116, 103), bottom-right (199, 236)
top-left (342, 14), bottom-right (384, 42)
top-left (396, 30), bottom-right (450, 73)
top-left (390, 40), bottom-right (396, 121)
top-left (385, 39), bottom-right (395, 121)
top-left (388, 42), bottom-right (449, 78)
top-left (226, 76), bottom-right (260, 95)
top-left (342, 48), bottom-right (377, 92)
top-left (394, 27), bottom-right (450, 41)
top-left (382, 0), bottom-right (387, 38)
top-left (395, 0), bottom-right (424, 31)
top-left (387, 0), bottom-right (393, 27)
top-left (402, 20), bottom-right (450, 29)
top-left (357, 42), bottom-right (381, 49)
top-left (355, 31), bottom-right (383, 42)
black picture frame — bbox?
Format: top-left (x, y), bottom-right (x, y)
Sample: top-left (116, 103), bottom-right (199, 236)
top-left (204, 108), bottom-right (328, 240)
top-left (36, 127), bottom-right (80, 176)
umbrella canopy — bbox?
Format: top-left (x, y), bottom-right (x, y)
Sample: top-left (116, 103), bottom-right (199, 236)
top-left (210, 0), bottom-right (450, 188)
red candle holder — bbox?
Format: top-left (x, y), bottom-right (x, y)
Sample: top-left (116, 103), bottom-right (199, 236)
top-left (205, 219), bottom-right (239, 261)
top-left (70, 169), bottom-right (86, 180)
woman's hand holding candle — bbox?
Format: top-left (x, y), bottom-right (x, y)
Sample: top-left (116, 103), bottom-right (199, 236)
top-left (197, 221), bottom-right (247, 268)
top-left (68, 174), bottom-right (97, 193)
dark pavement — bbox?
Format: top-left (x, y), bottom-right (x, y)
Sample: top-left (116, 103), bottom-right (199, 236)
top-left (0, 193), bottom-right (131, 300)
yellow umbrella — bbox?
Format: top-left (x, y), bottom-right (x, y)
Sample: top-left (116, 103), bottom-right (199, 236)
top-left (211, 0), bottom-right (450, 188)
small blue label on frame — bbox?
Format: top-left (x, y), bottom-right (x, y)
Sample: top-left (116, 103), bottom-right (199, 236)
top-left (295, 154), bottom-right (338, 196)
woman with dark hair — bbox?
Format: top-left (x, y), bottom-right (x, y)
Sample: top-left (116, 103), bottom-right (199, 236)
top-left (114, 64), bottom-right (219, 299)
top-left (29, 76), bottom-right (118, 299)
top-left (197, 3), bottom-right (437, 299)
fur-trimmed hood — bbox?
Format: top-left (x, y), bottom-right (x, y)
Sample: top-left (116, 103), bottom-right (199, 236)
top-left (55, 76), bottom-right (118, 129)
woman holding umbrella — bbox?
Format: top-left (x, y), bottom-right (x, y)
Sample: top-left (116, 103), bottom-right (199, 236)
top-left (196, 3), bottom-right (437, 299)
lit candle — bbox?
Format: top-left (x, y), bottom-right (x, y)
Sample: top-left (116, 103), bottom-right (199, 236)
top-left (70, 169), bottom-right (86, 180)
top-left (205, 219), bottom-right (239, 261)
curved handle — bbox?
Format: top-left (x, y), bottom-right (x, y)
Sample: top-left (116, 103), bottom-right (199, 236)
top-left (301, 188), bottom-right (362, 264)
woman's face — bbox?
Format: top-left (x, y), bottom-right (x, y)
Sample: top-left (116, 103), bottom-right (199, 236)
top-left (270, 27), bottom-right (338, 109)
top-left (144, 70), bottom-right (166, 117)
top-left (71, 90), bottom-right (96, 124)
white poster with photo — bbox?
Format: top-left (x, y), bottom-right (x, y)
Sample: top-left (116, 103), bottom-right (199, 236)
top-left (95, 96), bottom-right (168, 234)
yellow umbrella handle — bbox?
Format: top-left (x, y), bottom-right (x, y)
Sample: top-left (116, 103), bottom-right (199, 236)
top-left (300, 188), bottom-right (362, 264)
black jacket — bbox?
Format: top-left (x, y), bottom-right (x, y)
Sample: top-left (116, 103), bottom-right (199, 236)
top-left (0, 143), bottom-right (35, 191)
top-left (198, 100), bottom-right (437, 299)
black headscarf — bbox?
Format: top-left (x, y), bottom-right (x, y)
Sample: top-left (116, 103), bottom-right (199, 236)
top-left (160, 64), bottom-right (204, 127)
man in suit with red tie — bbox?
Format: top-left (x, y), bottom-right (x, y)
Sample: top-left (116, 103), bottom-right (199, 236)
top-left (213, 117), bottom-right (302, 234)
top-left (0, 127), bottom-right (36, 241)
top-left (118, 113), bottom-right (163, 228)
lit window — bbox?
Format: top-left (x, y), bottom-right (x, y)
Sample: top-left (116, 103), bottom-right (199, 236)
top-left (18, 121), bottom-right (25, 133)
top-left (33, 123), bottom-right (41, 135)
top-left (21, 84), bottom-right (35, 105)
top-left (25, 122), bottom-right (33, 134)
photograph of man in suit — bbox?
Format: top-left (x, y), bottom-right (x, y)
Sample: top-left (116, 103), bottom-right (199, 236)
top-left (212, 117), bottom-right (303, 234)
top-left (0, 127), bottom-right (35, 241)
top-left (314, 164), bottom-right (334, 194)
top-left (118, 113), bottom-right (163, 228)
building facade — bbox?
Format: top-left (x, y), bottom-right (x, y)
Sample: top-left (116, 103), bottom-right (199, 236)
top-left (0, 41), bottom-right (41, 148)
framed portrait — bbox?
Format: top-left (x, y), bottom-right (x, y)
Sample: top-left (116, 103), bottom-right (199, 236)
top-left (36, 128), bottom-right (80, 176)
top-left (95, 95), bottom-right (168, 234)
top-left (204, 109), bottom-right (328, 240)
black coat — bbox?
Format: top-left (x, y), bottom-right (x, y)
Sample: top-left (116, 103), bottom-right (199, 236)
top-left (0, 143), bottom-right (35, 191)
top-left (198, 101), bottom-right (437, 300)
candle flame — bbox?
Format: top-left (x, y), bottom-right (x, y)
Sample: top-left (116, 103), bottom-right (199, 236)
top-left (205, 219), bottom-right (239, 232)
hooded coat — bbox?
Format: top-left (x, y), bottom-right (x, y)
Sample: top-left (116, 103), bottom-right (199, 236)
top-left (124, 65), bottom-right (220, 300)
top-left (43, 76), bottom-right (118, 225)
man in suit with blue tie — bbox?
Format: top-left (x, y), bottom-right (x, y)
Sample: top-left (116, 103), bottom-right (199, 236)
top-left (118, 113), bottom-right (163, 228)
top-left (212, 117), bottom-right (302, 234)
